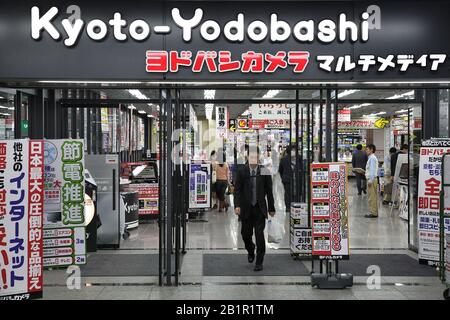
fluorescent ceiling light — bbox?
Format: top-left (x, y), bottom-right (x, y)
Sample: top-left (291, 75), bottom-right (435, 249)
top-left (262, 90), bottom-right (281, 98)
top-left (128, 89), bottom-right (149, 100)
top-left (0, 96), bottom-right (4, 99)
top-left (0, 106), bottom-right (8, 109)
top-left (7, 107), bottom-right (14, 110)
top-left (147, 114), bottom-right (153, 118)
top-left (204, 90), bottom-right (216, 99)
top-left (138, 110), bottom-right (146, 114)
top-left (338, 89), bottom-right (360, 98)
top-left (363, 111), bottom-right (386, 117)
top-left (395, 109), bottom-right (409, 114)
top-left (128, 105), bottom-right (136, 110)
top-left (348, 103), bottom-right (372, 110)
top-left (386, 90), bottom-right (414, 100)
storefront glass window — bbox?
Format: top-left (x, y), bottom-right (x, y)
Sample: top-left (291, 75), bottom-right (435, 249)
top-left (0, 89), bottom-right (16, 139)
top-left (439, 89), bottom-right (449, 137)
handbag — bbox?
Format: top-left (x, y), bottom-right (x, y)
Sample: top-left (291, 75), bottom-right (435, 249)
top-left (211, 167), bottom-right (217, 184)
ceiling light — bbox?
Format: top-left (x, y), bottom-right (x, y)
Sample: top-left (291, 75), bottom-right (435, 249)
top-left (128, 89), bottom-right (148, 100)
top-left (395, 109), bottom-right (409, 114)
top-left (262, 90), bottom-right (281, 98)
top-left (347, 103), bottom-right (372, 110)
top-left (0, 96), bottom-right (4, 99)
top-left (386, 90), bottom-right (414, 100)
top-left (204, 90), bottom-right (216, 99)
top-left (0, 106), bottom-right (8, 109)
top-left (7, 107), bottom-right (15, 110)
top-left (128, 105), bottom-right (136, 110)
top-left (138, 110), bottom-right (146, 114)
top-left (338, 89), bottom-right (360, 98)
top-left (147, 114), bottom-right (153, 118)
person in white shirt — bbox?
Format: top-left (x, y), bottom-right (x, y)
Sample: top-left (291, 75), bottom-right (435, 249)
top-left (365, 144), bottom-right (379, 218)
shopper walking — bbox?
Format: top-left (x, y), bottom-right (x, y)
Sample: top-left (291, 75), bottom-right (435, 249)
top-left (234, 146), bottom-right (275, 271)
top-left (210, 150), bottom-right (218, 209)
top-left (365, 144), bottom-right (379, 218)
top-left (278, 145), bottom-right (297, 212)
top-left (215, 151), bottom-right (230, 212)
top-left (382, 147), bottom-right (397, 205)
top-left (352, 144), bottom-right (368, 195)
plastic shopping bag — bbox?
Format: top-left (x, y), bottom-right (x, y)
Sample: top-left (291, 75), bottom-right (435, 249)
top-left (267, 216), bottom-right (283, 244)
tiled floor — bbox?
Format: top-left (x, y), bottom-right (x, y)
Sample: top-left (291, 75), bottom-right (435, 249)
top-left (40, 174), bottom-right (447, 300)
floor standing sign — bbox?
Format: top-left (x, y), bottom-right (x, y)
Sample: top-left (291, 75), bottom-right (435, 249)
top-left (310, 163), bottom-right (349, 259)
top-left (417, 139), bottom-right (450, 265)
top-left (188, 162), bottom-right (211, 209)
top-left (43, 140), bottom-right (87, 268)
top-left (0, 140), bottom-right (44, 300)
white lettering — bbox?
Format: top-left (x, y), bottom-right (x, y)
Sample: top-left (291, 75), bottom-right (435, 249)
top-left (339, 13), bottom-right (358, 42)
top-left (171, 8), bottom-right (203, 41)
top-left (109, 13), bottom-right (127, 41)
top-left (361, 12), bottom-right (370, 41)
top-left (200, 20), bottom-right (221, 41)
top-left (61, 19), bottom-right (84, 47)
top-left (31, 6), bottom-right (61, 40)
top-left (247, 20), bottom-right (268, 42)
top-left (86, 19), bottom-right (108, 41)
top-left (270, 14), bottom-right (291, 42)
top-left (293, 20), bottom-right (314, 42)
top-left (317, 19), bottom-right (336, 43)
top-left (129, 20), bottom-right (150, 41)
top-left (224, 13), bottom-right (244, 42)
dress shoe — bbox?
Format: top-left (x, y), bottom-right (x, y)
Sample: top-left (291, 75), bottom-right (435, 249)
top-left (254, 264), bottom-right (263, 272)
top-left (364, 213), bottom-right (378, 218)
top-left (248, 253), bottom-right (255, 263)
top-left (362, 190), bottom-right (367, 195)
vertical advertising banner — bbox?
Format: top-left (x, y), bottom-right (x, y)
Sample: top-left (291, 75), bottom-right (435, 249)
top-left (216, 106), bottom-right (229, 139)
top-left (417, 140), bottom-right (450, 265)
top-left (311, 163), bottom-right (349, 259)
top-left (43, 140), bottom-right (86, 267)
top-left (290, 203), bottom-right (312, 255)
top-left (189, 163), bottom-right (211, 209)
top-left (0, 140), bottom-right (44, 300)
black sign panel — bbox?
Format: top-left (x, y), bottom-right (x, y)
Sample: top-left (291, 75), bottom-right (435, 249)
top-left (0, 0), bottom-right (449, 82)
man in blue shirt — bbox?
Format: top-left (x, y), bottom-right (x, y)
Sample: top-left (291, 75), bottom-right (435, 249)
top-left (365, 144), bottom-right (379, 218)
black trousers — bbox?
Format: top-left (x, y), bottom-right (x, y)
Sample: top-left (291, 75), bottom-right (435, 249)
top-left (355, 172), bottom-right (367, 194)
top-left (283, 182), bottom-right (291, 211)
top-left (241, 204), bottom-right (266, 265)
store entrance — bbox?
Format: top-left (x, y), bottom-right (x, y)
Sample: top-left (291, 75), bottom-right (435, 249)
top-left (336, 93), bottom-right (422, 250)
top-left (59, 92), bottom-right (176, 286)
top-left (55, 87), bottom-right (426, 286)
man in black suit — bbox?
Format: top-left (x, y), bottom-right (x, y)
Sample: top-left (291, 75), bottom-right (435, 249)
top-left (234, 146), bottom-right (275, 271)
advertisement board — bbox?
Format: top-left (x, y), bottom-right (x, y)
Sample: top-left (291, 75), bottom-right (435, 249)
top-left (0, 140), bottom-right (44, 300)
top-left (310, 163), bottom-right (349, 259)
top-left (417, 140), bottom-right (450, 265)
top-left (250, 104), bottom-right (290, 120)
top-left (43, 139), bottom-right (86, 267)
top-left (290, 203), bottom-right (311, 255)
top-left (189, 163), bottom-right (211, 209)
top-left (125, 183), bottom-right (159, 216)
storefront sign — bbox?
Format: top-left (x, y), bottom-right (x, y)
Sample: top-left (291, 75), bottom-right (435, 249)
top-left (290, 203), bottom-right (311, 255)
top-left (310, 163), bottom-right (349, 259)
top-left (0, 140), bottom-right (44, 300)
top-left (189, 163), bottom-right (211, 209)
top-left (338, 117), bottom-right (389, 129)
top-left (43, 140), bottom-right (86, 268)
top-left (1, 1), bottom-right (449, 81)
top-left (216, 106), bottom-right (229, 139)
top-left (338, 109), bottom-right (351, 122)
top-left (250, 104), bottom-right (290, 120)
top-left (126, 183), bottom-right (159, 216)
top-left (417, 140), bottom-right (450, 265)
